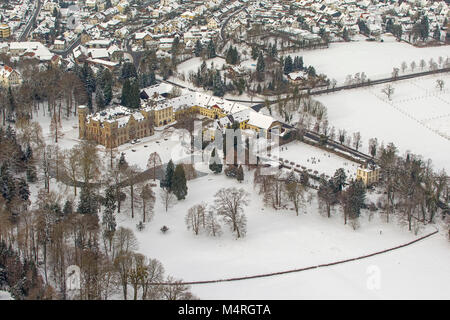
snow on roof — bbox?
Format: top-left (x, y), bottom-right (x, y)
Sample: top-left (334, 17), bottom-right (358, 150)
top-left (86, 39), bottom-right (112, 47)
top-left (141, 83), bottom-right (173, 98)
top-left (9, 42), bottom-right (53, 61)
top-left (88, 105), bottom-right (146, 128)
top-left (0, 65), bottom-right (20, 80)
top-left (288, 71), bottom-right (306, 80)
top-left (88, 48), bottom-right (109, 59)
top-left (247, 112), bottom-right (276, 130)
top-left (86, 58), bottom-right (118, 67)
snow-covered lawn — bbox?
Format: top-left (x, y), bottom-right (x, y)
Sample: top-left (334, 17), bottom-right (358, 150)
top-left (191, 231), bottom-right (450, 299)
top-left (315, 73), bottom-right (450, 173)
top-left (176, 56), bottom-right (226, 78)
top-left (117, 172), bottom-right (450, 300)
top-left (286, 35), bottom-right (449, 84)
top-left (32, 108), bottom-right (80, 150)
top-left (272, 141), bottom-right (359, 180)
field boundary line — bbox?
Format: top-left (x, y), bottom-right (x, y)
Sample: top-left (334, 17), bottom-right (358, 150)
top-left (151, 229), bottom-right (439, 286)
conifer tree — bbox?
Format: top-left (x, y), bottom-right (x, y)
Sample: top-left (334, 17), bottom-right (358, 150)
top-left (129, 79), bottom-right (141, 108)
top-left (161, 160), bottom-right (175, 190)
top-left (256, 51), bottom-right (265, 73)
top-left (333, 168), bottom-right (347, 192)
top-left (237, 165), bottom-right (244, 183)
top-left (63, 199), bottom-right (73, 215)
top-left (207, 40), bottom-right (216, 59)
top-left (194, 39), bottom-right (203, 57)
top-left (172, 164), bottom-right (187, 200)
top-left (209, 148), bottom-right (222, 173)
top-left (16, 178), bottom-right (30, 202)
top-left (121, 79), bottom-right (131, 107)
top-left (284, 55), bottom-right (293, 74)
top-left (95, 89), bottom-right (105, 109)
top-left (102, 185), bottom-right (117, 248)
top-left (0, 162), bottom-right (15, 204)
top-left (77, 186), bottom-right (99, 215)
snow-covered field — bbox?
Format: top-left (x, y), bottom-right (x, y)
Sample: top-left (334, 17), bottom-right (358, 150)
top-left (287, 35), bottom-right (449, 84)
top-left (315, 73), bottom-right (450, 173)
top-left (176, 56), bottom-right (226, 79)
top-left (117, 172), bottom-right (450, 300)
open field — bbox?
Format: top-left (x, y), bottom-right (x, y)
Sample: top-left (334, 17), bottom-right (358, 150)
top-left (315, 73), bottom-right (450, 173)
top-left (287, 35), bottom-right (449, 84)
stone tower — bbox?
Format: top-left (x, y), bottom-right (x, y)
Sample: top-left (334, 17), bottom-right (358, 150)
top-left (78, 105), bottom-right (87, 139)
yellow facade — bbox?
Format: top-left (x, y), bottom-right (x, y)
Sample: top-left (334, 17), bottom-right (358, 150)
top-left (207, 18), bottom-right (219, 30)
top-left (356, 166), bottom-right (380, 186)
top-left (174, 104), bottom-right (279, 137)
top-left (78, 106), bottom-right (154, 148)
top-left (116, 2), bottom-right (129, 13)
top-left (0, 24), bottom-right (10, 38)
top-left (192, 105), bottom-right (226, 119)
top-left (115, 14), bottom-right (128, 22)
top-left (151, 106), bottom-right (174, 127)
top-left (0, 66), bottom-right (22, 87)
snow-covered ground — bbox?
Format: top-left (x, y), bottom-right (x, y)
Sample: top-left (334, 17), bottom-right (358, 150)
top-left (117, 172), bottom-right (450, 300)
top-left (315, 73), bottom-right (450, 173)
top-left (191, 231), bottom-right (450, 299)
top-left (175, 56), bottom-right (226, 79)
top-left (273, 141), bottom-right (359, 180)
top-left (115, 128), bottom-right (195, 170)
top-left (287, 35), bottom-right (449, 84)
top-left (168, 56), bottom-right (269, 102)
top-left (0, 291), bottom-right (12, 300)
top-left (32, 107), bottom-right (80, 150)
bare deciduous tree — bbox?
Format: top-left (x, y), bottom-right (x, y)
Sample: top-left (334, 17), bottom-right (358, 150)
top-left (353, 132), bottom-right (362, 151)
top-left (160, 188), bottom-right (176, 212)
top-left (147, 152), bottom-right (162, 181)
top-left (284, 180), bottom-right (304, 216)
top-left (214, 187), bottom-right (249, 238)
top-left (141, 258), bottom-right (165, 300)
top-left (382, 84), bottom-right (395, 100)
top-left (436, 79), bottom-right (445, 91)
top-left (185, 203), bottom-right (207, 235)
top-left (139, 183), bottom-right (155, 223)
top-left (205, 211), bottom-right (222, 237)
top-left (161, 276), bottom-right (197, 300)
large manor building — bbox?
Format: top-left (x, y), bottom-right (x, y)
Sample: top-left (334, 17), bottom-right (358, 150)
top-left (78, 84), bottom-right (282, 148)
